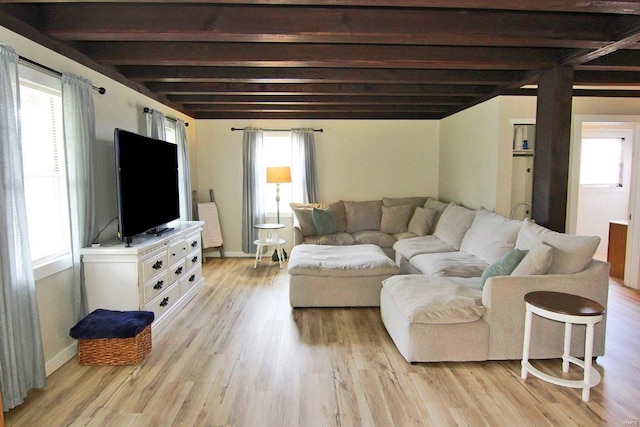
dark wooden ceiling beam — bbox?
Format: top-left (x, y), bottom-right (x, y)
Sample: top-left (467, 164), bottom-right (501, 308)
top-left (167, 94), bottom-right (475, 105)
top-left (192, 111), bottom-right (445, 119)
top-left (185, 104), bottom-right (451, 113)
top-left (79, 41), bottom-right (571, 70)
top-left (21, 1), bottom-right (640, 15)
top-left (146, 82), bottom-right (496, 96)
top-left (38, 4), bottom-right (630, 49)
top-left (119, 66), bottom-right (525, 85)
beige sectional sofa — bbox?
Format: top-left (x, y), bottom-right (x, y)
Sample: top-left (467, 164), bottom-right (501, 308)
top-left (290, 197), bottom-right (609, 363)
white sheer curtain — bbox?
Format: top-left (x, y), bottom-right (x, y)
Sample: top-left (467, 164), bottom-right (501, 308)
top-left (242, 128), bottom-right (265, 253)
top-left (291, 128), bottom-right (319, 203)
top-left (0, 43), bottom-right (46, 410)
top-left (61, 73), bottom-right (97, 321)
top-left (147, 110), bottom-right (166, 140)
top-left (176, 119), bottom-right (192, 220)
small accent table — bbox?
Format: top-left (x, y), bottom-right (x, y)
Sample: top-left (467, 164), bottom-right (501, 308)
top-left (521, 291), bottom-right (605, 401)
top-left (253, 223), bottom-right (286, 269)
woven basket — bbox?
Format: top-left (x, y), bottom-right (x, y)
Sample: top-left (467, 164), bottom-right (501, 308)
top-left (77, 325), bottom-right (152, 366)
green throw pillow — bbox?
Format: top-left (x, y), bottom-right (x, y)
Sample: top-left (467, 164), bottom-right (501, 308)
top-left (312, 207), bottom-right (337, 236)
top-left (480, 249), bottom-right (527, 288)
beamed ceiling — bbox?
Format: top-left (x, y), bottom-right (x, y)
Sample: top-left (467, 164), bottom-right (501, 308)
top-left (1, 1), bottom-right (640, 120)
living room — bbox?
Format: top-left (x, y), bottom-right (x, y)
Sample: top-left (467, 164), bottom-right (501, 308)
top-left (2, 3), bottom-right (640, 425)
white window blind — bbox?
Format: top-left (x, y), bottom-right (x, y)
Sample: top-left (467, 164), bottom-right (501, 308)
top-left (580, 137), bottom-right (624, 187)
top-left (19, 75), bottom-right (72, 269)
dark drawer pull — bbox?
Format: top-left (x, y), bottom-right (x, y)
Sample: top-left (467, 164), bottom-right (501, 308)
top-left (152, 260), bottom-right (163, 270)
top-left (191, 256), bottom-right (198, 263)
top-left (191, 241), bottom-right (198, 248)
top-left (174, 266), bottom-right (183, 275)
top-left (153, 280), bottom-right (164, 290)
top-left (189, 274), bottom-right (196, 282)
top-left (159, 297), bottom-right (169, 307)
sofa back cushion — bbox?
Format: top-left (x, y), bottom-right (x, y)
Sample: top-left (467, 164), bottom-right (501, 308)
top-left (407, 207), bottom-right (438, 236)
top-left (515, 218), bottom-right (600, 274)
top-left (382, 196), bottom-right (428, 214)
top-left (460, 207), bottom-right (522, 264)
top-left (433, 203), bottom-right (476, 250)
top-left (328, 201), bottom-right (347, 233)
top-left (424, 197), bottom-right (450, 233)
top-left (344, 200), bottom-right (382, 233)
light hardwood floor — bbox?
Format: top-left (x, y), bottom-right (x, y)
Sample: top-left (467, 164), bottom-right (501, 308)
top-left (5, 258), bottom-right (640, 426)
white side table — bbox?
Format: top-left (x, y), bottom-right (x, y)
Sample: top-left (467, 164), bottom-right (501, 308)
top-left (521, 291), bottom-right (605, 401)
top-left (253, 223), bottom-right (286, 269)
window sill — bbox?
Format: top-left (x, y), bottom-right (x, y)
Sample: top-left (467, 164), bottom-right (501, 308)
top-left (34, 253), bottom-right (73, 281)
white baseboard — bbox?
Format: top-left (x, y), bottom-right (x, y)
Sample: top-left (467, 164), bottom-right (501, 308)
top-left (203, 251), bottom-right (252, 258)
top-left (46, 342), bottom-right (77, 376)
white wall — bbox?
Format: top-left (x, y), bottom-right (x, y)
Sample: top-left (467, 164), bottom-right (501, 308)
top-left (195, 119), bottom-right (440, 255)
top-left (1, 26), bottom-right (197, 374)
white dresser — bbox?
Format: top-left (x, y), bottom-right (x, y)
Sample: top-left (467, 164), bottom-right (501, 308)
top-left (80, 221), bottom-right (204, 333)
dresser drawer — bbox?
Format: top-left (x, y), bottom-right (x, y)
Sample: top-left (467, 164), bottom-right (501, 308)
top-left (180, 264), bottom-right (202, 295)
top-left (143, 270), bottom-right (170, 304)
top-left (141, 248), bottom-right (169, 283)
top-left (169, 258), bottom-right (187, 283)
top-left (144, 283), bottom-right (181, 320)
top-left (168, 238), bottom-right (188, 265)
top-left (185, 248), bottom-right (201, 271)
top-left (186, 232), bottom-right (201, 252)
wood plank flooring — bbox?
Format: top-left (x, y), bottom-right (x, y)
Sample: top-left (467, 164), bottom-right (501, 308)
top-left (5, 258), bottom-right (640, 426)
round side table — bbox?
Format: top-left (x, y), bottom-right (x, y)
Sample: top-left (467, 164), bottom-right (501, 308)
top-left (253, 223), bottom-right (286, 269)
top-left (521, 291), bottom-right (605, 401)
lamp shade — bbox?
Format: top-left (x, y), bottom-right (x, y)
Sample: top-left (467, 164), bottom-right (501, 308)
top-left (266, 166), bottom-right (291, 184)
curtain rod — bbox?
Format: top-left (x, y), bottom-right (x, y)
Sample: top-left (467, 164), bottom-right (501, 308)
top-left (19, 56), bottom-right (106, 95)
top-left (143, 107), bottom-right (189, 127)
top-left (231, 127), bottom-right (323, 133)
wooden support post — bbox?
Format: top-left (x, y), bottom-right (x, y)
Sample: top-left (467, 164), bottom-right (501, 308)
top-left (532, 66), bottom-right (574, 232)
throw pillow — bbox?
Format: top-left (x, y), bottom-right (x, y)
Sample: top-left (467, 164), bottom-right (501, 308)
top-left (424, 197), bottom-right (449, 233)
top-left (382, 196), bottom-right (428, 213)
top-left (312, 207), bottom-right (337, 236)
top-left (380, 205), bottom-right (413, 234)
top-left (511, 244), bottom-right (553, 276)
top-left (344, 200), bottom-right (382, 233)
top-left (515, 218), bottom-right (600, 274)
top-left (480, 248), bottom-right (527, 288)
top-left (407, 207), bottom-right (437, 236)
top-left (291, 205), bottom-right (316, 236)
top-left (433, 203), bottom-right (476, 250)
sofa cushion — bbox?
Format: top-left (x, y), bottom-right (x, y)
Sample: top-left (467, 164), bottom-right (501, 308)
top-left (511, 244), bottom-right (553, 276)
top-left (382, 275), bottom-right (484, 324)
top-left (288, 244), bottom-right (399, 277)
top-left (353, 230), bottom-right (397, 248)
top-left (382, 196), bottom-right (428, 214)
top-left (394, 232), bottom-right (419, 241)
top-left (407, 207), bottom-right (437, 237)
top-left (460, 207), bottom-right (522, 264)
top-left (381, 205), bottom-right (413, 234)
top-left (302, 232), bottom-right (356, 246)
top-left (393, 235), bottom-right (457, 260)
top-left (433, 203), bottom-right (476, 250)
top-left (312, 207), bottom-right (337, 236)
top-left (480, 248), bottom-right (527, 288)
top-left (410, 252), bottom-right (488, 278)
top-left (328, 201), bottom-right (347, 233)
top-left (344, 200), bottom-right (382, 233)
top-left (515, 218), bottom-right (600, 274)
top-left (424, 197), bottom-right (450, 233)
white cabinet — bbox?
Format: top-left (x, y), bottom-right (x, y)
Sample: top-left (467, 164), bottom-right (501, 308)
top-left (81, 221), bottom-right (204, 333)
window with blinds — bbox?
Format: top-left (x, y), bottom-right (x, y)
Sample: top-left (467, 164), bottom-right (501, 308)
top-left (19, 71), bottom-right (72, 275)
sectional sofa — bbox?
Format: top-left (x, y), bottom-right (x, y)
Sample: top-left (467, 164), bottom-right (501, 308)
top-left (290, 197), bottom-right (609, 363)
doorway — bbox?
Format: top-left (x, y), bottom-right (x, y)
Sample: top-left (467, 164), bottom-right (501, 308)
top-left (571, 119), bottom-right (640, 289)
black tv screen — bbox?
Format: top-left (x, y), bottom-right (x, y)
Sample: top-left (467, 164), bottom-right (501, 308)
top-left (114, 128), bottom-right (180, 243)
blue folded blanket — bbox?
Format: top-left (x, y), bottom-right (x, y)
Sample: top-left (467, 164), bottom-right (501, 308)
top-left (70, 309), bottom-right (155, 339)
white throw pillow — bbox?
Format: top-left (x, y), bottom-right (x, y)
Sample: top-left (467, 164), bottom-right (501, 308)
top-left (459, 207), bottom-right (522, 264)
top-left (433, 203), bottom-right (476, 250)
top-left (511, 244), bottom-right (553, 275)
top-left (515, 218), bottom-right (600, 274)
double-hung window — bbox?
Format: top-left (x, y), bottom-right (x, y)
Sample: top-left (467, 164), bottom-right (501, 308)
top-left (262, 131), bottom-right (293, 218)
top-left (19, 65), bottom-right (72, 280)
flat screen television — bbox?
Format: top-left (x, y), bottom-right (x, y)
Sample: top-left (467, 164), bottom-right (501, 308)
top-left (114, 128), bottom-right (180, 245)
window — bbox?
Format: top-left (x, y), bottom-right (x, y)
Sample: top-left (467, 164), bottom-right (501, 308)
top-left (580, 137), bottom-right (624, 187)
top-left (262, 131), bottom-right (292, 216)
top-left (19, 65), bottom-right (72, 279)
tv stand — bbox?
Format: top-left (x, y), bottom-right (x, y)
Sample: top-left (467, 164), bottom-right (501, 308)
top-left (80, 221), bottom-right (204, 334)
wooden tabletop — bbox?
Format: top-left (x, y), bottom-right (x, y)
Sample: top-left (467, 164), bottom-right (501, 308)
top-left (525, 291), bottom-right (605, 316)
